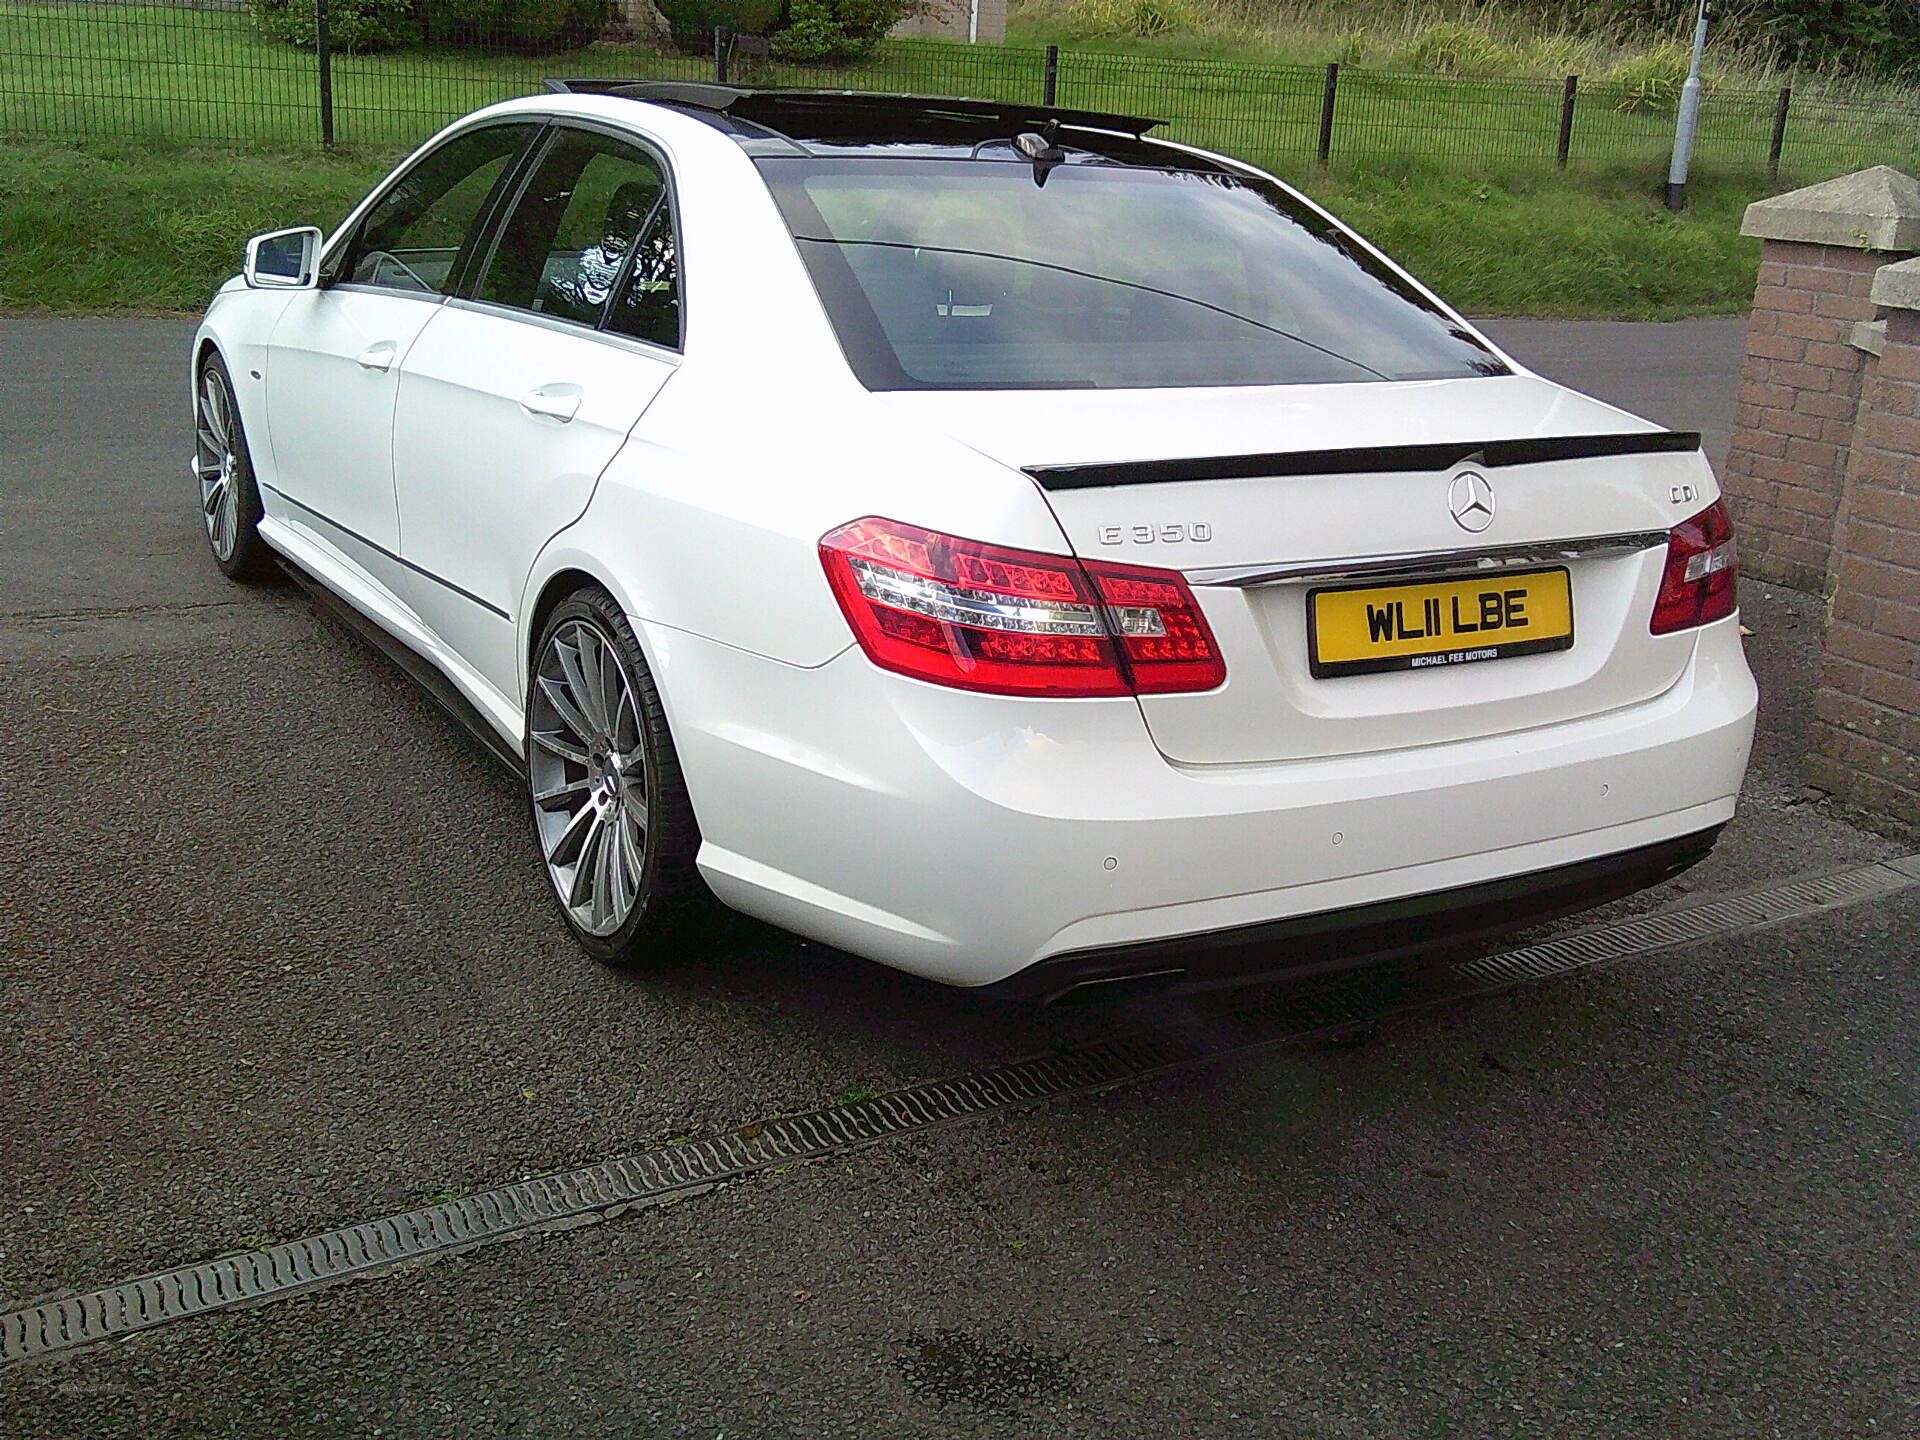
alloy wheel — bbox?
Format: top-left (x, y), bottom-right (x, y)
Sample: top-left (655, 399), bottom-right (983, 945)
top-left (193, 368), bottom-right (242, 563)
top-left (528, 618), bottom-right (649, 937)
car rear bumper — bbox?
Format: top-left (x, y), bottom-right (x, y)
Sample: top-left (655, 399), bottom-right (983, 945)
top-left (981, 823), bottom-right (1723, 1002)
top-left (658, 614), bottom-right (1756, 990)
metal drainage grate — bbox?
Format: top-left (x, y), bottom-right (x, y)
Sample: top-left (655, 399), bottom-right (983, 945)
top-left (1452, 856), bottom-right (1920, 987)
top-left (5, 852), bottom-right (1915, 1368)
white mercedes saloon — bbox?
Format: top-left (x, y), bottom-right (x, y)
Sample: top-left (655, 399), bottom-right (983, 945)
top-left (192, 83), bottom-right (1756, 1000)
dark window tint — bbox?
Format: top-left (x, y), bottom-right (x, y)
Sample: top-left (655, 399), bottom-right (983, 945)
top-left (342, 124), bottom-right (537, 295)
top-left (474, 129), bottom-right (669, 327)
top-left (604, 202), bottom-right (681, 350)
top-left (758, 158), bottom-right (1508, 391)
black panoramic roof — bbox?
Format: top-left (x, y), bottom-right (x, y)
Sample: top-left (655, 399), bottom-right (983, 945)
top-left (542, 78), bottom-right (1166, 154)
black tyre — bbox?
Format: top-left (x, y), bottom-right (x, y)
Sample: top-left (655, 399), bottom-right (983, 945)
top-left (194, 353), bottom-right (274, 582)
top-left (526, 587), bottom-right (706, 966)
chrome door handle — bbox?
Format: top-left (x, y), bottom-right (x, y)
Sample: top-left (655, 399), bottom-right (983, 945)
top-left (519, 386), bottom-right (582, 423)
top-left (356, 341), bottom-right (397, 372)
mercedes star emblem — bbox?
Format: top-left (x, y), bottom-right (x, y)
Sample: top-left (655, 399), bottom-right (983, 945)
top-left (1448, 471), bottom-right (1496, 533)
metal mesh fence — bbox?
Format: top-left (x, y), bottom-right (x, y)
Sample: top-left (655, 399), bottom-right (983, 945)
top-left (2, 0), bottom-right (1916, 180)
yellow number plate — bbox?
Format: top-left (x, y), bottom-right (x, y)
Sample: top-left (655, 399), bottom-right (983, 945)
top-left (1308, 567), bottom-right (1574, 678)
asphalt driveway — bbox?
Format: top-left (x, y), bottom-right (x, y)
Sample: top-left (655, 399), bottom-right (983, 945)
top-left (1, 313), bottom-right (1916, 1439)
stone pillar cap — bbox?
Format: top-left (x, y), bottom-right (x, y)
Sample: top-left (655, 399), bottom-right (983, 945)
top-left (1871, 255), bottom-right (1920, 312)
top-left (1741, 165), bottom-right (1920, 250)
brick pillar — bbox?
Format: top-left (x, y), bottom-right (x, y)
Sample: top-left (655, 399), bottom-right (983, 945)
top-left (1721, 167), bottom-right (1920, 594)
top-left (1805, 259), bottom-right (1920, 827)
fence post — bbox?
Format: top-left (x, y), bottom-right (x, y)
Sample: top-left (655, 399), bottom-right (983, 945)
top-left (1317, 62), bottom-right (1338, 166)
top-left (314, 0), bottom-right (334, 148)
top-left (1768, 86), bottom-right (1791, 180)
top-left (1557, 74), bottom-right (1577, 167)
top-left (1043, 44), bottom-right (1058, 107)
top-left (713, 26), bottom-right (727, 84)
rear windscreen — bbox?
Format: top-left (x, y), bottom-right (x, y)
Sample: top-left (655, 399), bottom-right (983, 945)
top-left (758, 156), bottom-right (1508, 391)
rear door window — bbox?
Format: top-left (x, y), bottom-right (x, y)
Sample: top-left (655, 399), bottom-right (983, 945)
top-left (603, 200), bottom-right (682, 350)
top-left (472, 128), bottom-right (671, 332)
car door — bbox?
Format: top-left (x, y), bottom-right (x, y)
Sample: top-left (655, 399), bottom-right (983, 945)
top-left (262, 120), bottom-right (542, 595)
top-left (392, 124), bottom-right (683, 703)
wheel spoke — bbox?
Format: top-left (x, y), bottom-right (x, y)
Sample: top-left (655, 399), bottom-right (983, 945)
top-left (616, 813), bottom-right (644, 898)
top-left (593, 819), bottom-right (621, 926)
top-left (545, 795), bottom-right (598, 868)
top-left (202, 477), bottom-right (227, 517)
top-left (529, 728), bottom-right (591, 766)
top-left (555, 632), bottom-right (608, 738)
top-left (607, 818), bottom-right (635, 918)
top-left (202, 377), bottom-right (228, 448)
top-left (532, 775), bottom-right (591, 810)
top-left (614, 684), bottom-right (640, 751)
top-left (620, 779), bottom-right (648, 834)
top-left (538, 672), bottom-right (598, 747)
top-left (577, 627), bottom-right (615, 736)
top-left (597, 641), bottom-right (627, 745)
top-left (568, 811), bottom-right (607, 909)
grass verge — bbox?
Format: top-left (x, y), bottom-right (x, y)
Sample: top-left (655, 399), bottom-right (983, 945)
top-left (0, 137), bottom-right (1762, 318)
top-left (0, 139), bottom-right (386, 313)
top-left (2, 6), bottom-right (1914, 179)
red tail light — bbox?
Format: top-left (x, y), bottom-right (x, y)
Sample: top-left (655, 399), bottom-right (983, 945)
top-left (1651, 499), bottom-right (1739, 636)
top-left (819, 518), bottom-right (1225, 698)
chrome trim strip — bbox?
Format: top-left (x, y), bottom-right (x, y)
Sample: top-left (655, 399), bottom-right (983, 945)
top-left (444, 296), bottom-right (683, 363)
top-left (1186, 531), bottom-right (1670, 588)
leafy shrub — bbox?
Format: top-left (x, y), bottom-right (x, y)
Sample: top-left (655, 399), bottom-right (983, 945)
top-left (426, 0), bottom-right (614, 52)
top-left (1606, 41), bottom-right (1710, 115)
top-left (248, 0), bottom-right (422, 52)
top-left (1065, 0), bottom-right (1192, 40)
top-left (1398, 21), bottom-right (1519, 76)
top-left (1511, 34), bottom-right (1587, 77)
top-left (1551, 0), bottom-right (1920, 78)
top-left (764, 0), bottom-right (905, 60)
top-left (656, 0), bottom-right (782, 52)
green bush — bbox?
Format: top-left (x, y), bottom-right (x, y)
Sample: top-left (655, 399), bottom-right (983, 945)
top-left (656, 0), bottom-right (782, 52)
top-left (425, 0), bottom-right (614, 52)
top-left (248, 0), bottom-right (422, 52)
top-left (767, 0), bottom-right (904, 61)
top-left (1543, 0), bottom-right (1920, 78)
top-left (1606, 40), bottom-right (1710, 115)
top-left (1398, 20), bottom-right (1519, 76)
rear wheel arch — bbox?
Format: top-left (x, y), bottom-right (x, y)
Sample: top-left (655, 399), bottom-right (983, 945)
top-left (526, 567), bottom-right (609, 692)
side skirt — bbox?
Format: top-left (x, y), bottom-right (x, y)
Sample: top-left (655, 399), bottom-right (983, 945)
top-left (278, 556), bottom-right (526, 779)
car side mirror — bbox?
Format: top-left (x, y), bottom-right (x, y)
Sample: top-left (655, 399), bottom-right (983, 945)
top-left (243, 226), bottom-right (323, 289)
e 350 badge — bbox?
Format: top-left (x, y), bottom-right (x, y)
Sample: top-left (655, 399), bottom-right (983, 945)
top-left (1097, 523), bottom-right (1213, 545)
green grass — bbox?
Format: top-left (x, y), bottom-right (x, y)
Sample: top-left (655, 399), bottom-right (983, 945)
top-left (1009, 0), bottom-right (1920, 101)
top-left (1303, 160), bottom-right (1767, 320)
top-left (1, 4), bottom-right (1914, 176)
top-left (0, 138), bottom-right (386, 311)
top-left (0, 0), bottom-right (1821, 318)
top-left (0, 135), bottom-right (1765, 318)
